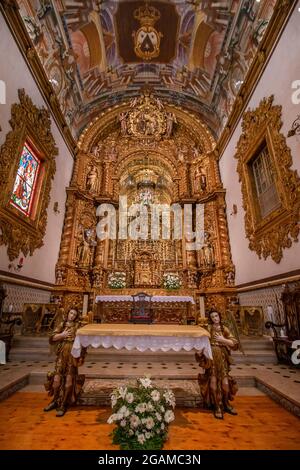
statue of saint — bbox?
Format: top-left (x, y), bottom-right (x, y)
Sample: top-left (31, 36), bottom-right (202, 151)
top-left (118, 112), bottom-right (128, 136)
top-left (166, 112), bottom-right (177, 137)
top-left (77, 229), bottom-right (95, 267)
top-left (56, 269), bottom-right (64, 285)
top-left (86, 166), bottom-right (98, 192)
top-left (200, 232), bottom-right (215, 268)
top-left (194, 167), bottom-right (207, 194)
top-left (106, 142), bottom-right (118, 162)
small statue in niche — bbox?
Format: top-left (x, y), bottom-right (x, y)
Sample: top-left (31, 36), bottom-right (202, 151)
top-left (194, 167), bottom-right (207, 194)
top-left (166, 112), bottom-right (177, 138)
top-left (226, 269), bottom-right (235, 286)
top-left (177, 145), bottom-right (187, 163)
top-left (106, 142), bottom-right (118, 163)
top-left (118, 112), bottom-right (128, 136)
top-left (76, 228), bottom-right (96, 267)
top-left (200, 232), bottom-right (215, 268)
top-left (86, 166), bottom-right (98, 192)
top-left (55, 268), bottom-right (64, 285)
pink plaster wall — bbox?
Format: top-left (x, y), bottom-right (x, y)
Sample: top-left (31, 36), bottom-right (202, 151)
top-left (219, 2), bottom-right (300, 285)
top-left (0, 13), bottom-right (74, 284)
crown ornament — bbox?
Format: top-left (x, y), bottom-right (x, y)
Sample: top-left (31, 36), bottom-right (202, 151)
top-left (134, 2), bottom-right (161, 27)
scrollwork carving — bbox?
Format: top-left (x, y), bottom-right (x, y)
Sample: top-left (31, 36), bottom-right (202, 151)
top-left (235, 95), bottom-right (300, 263)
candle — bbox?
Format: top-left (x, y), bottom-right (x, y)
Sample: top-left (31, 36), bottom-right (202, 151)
top-left (266, 305), bottom-right (274, 323)
top-left (199, 296), bottom-right (205, 318)
top-left (112, 241), bottom-right (115, 267)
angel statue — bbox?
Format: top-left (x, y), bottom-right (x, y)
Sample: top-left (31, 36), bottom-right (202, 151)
top-left (195, 310), bottom-right (239, 420)
top-left (44, 308), bottom-right (87, 417)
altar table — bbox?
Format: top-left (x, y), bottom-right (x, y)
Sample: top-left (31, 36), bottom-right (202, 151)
top-left (95, 295), bottom-right (196, 324)
top-left (71, 323), bottom-right (212, 359)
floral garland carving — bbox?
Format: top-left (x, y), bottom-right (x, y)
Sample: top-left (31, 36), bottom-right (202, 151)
top-left (0, 89), bottom-right (57, 260)
top-left (235, 95), bottom-right (300, 263)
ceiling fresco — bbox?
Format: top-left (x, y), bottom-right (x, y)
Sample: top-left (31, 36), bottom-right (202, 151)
top-left (17, 0), bottom-right (277, 137)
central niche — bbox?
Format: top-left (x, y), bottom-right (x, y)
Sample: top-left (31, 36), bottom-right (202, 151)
top-left (115, 152), bottom-right (179, 288)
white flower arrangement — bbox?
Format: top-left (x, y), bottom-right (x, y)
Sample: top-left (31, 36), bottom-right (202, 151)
top-left (107, 376), bottom-right (175, 450)
top-left (163, 272), bottom-right (182, 290)
top-left (108, 272), bottom-right (126, 289)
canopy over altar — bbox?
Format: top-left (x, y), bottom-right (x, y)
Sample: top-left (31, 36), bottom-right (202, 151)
top-left (71, 323), bottom-right (212, 358)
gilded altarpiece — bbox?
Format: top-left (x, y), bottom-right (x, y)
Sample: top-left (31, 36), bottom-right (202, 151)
top-left (54, 91), bottom-right (236, 320)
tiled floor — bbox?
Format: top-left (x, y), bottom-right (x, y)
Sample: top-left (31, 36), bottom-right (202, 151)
top-left (1, 360), bottom-right (299, 404)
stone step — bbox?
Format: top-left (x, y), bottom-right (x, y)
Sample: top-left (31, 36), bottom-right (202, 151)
top-left (238, 337), bottom-right (274, 350)
top-left (10, 335), bottom-right (277, 364)
top-left (28, 370), bottom-right (255, 387)
top-left (9, 347), bottom-right (277, 364)
top-left (77, 377), bottom-right (258, 408)
top-left (232, 350), bottom-right (276, 364)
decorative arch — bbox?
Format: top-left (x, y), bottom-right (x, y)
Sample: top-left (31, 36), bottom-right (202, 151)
top-left (56, 92), bottom-right (234, 320)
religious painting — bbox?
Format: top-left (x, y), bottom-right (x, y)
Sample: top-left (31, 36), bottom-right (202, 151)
top-left (115, 1), bottom-right (179, 64)
top-left (10, 142), bottom-right (41, 217)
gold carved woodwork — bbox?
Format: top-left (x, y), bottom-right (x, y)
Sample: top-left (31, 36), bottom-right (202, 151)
top-left (122, 91), bottom-right (168, 140)
top-left (205, 294), bottom-right (228, 316)
top-left (0, 89), bottom-right (57, 260)
top-left (62, 293), bottom-right (83, 312)
top-left (235, 95), bottom-right (300, 263)
top-left (96, 300), bottom-right (194, 324)
top-left (240, 306), bottom-right (264, 336)
top-left (56, 92), bottom-right (236, 316)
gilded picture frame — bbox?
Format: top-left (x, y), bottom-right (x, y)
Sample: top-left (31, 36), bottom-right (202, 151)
top-left (0, 89), bottom-right (57, 260)
top-left (235, 95), bottom-right (300, 263)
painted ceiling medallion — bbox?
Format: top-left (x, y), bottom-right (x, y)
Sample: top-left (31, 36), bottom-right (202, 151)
top-left (133, 3), bottom-right (163, 61)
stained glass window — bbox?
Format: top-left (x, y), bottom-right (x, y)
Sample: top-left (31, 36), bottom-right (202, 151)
top-left (10, 142), bottom-right (41, 217)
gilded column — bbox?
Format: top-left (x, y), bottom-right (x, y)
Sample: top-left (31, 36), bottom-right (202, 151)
top-left (57, 191), bottom-right (75, 266)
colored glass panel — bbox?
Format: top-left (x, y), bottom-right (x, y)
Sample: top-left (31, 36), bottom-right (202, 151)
top-left (10, 143), bottom-right (40, 216)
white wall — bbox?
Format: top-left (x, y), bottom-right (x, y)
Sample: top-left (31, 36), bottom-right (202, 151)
top-left (220, 3), bottom-right (300, 285)
top-left (0, 13), bottom-right (73, 284)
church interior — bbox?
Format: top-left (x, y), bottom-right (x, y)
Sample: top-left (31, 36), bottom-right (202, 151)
top-left (0, 0), bottom-right (300, 451)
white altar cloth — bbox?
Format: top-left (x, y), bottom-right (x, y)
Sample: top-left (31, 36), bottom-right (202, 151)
top-left (71, 324), bottom-right (212, 359)
top-left (96, 295), bottom-right (195, 304)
